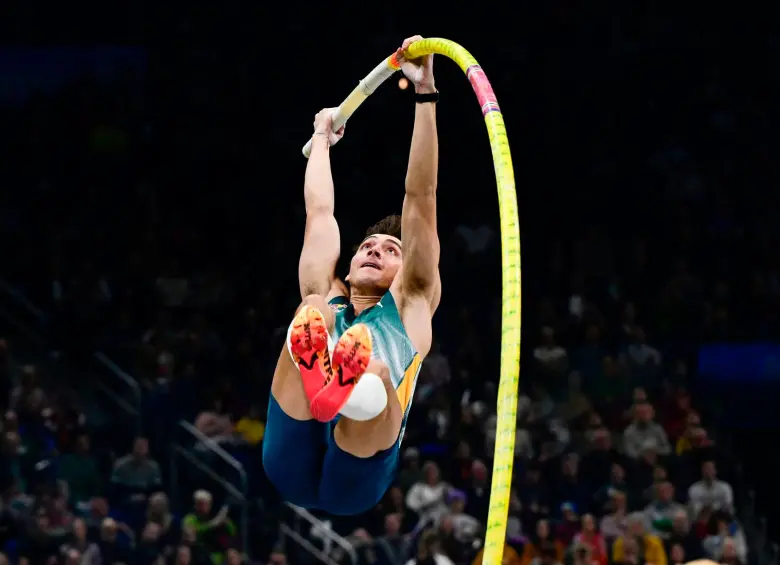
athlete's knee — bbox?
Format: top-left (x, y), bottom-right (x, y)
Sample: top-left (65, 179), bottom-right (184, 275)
top-left (339, 360), bottom-right (395, 425)
top-left (366, 359), bottom-right (390, 381)
top-left (298, 294), bottom-right (334, 327)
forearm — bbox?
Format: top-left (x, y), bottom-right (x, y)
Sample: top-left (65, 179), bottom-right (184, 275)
top-left (405, 87), bottom-right (438, 197)
top-left (300, 134), bottom-right (340, 297)
top-left (304, 134), bottom-right (335, 213)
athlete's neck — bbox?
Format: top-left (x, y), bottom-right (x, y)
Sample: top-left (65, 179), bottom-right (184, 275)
top-left (350, 293), bottom-right (382, 315)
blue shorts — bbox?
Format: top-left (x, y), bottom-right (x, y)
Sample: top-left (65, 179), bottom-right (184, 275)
top-left (262, 394), bottom-right (399, 515)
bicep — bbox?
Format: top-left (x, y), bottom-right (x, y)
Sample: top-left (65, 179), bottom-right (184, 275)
top-left (299, 213), bottom-right (340, 298)
top-left (400, 193), bottom-right (440, 301)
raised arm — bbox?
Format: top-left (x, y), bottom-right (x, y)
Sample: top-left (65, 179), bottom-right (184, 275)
top-left (398, 36), bottom-right (441, 309)
top-left (298, 110), bottom-right (344, 299)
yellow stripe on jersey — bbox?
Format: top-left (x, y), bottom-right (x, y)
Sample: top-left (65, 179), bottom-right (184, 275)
top-left (396, 353), bottom-right (422, 414)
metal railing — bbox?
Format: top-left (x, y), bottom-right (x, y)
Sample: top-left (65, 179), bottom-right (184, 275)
top-left (170, 420), bottom-right (249, 554)
top-left (93, 351), bottom-right (143, 436)
top-left (281, 503), bottom-right (357, 565)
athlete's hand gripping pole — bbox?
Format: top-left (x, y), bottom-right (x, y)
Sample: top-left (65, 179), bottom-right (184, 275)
top-left (302, 54), bottom-right (402, 158)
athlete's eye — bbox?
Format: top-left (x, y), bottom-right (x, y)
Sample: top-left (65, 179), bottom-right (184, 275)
top-left (387, 248), bottom-right (396, 255)
top-left (362, 243), bottom-right (371, 250)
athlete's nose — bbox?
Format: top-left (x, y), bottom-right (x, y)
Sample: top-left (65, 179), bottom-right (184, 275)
top-left (367, 248), bottom-right (381, 259)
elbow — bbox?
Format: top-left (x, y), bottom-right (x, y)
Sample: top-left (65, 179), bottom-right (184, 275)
top-left (405, 181), bottom-right (437, 198)
top-left (305, 202), bottom-right (334, 216)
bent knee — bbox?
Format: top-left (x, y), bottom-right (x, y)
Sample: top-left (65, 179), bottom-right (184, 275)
top-left (366, 359), bottom-right (390, 380)
top-left (297, 294), bottom-right (334, 327)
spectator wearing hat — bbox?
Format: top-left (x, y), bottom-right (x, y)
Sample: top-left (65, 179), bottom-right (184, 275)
top-left (444, 490), bottom-right (480, 543)
top-left (555, 503), bottom-right (581, 546)
top-left (553, 455), bottom-right (588, 517)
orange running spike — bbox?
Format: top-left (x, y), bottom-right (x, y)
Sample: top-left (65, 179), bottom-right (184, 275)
top-left (289, 305), bottom-right (332, 404)
top-left (310, 323), bottom-right (372, 422)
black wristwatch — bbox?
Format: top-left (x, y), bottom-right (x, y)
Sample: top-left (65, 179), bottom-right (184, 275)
top-left (415, 90), bottom-right (439, 104)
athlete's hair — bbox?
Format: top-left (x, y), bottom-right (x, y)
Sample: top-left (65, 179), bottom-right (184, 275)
top-left (365, 214), bottom-right (402, 240)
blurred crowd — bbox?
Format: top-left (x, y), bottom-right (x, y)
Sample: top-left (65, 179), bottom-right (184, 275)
top-left (2, 6), bottom-right (780, 565)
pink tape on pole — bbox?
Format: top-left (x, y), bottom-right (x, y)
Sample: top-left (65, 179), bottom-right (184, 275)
top-left (466, 65), bottom-right (500, 116)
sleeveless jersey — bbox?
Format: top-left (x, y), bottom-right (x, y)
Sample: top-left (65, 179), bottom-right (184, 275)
top-left (328, 292), bottom-right (421, 443)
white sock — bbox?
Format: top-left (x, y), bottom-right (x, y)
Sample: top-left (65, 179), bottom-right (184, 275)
top-left (339, 372), bottom-right (388, 421)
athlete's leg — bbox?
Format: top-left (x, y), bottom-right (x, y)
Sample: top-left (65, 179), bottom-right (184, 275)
top-left (263, 295), bottom-right (333, 508)
top-left (333, 359), bottom-right (404, 457)
top-left (317, 359), bottom-right (403, 514)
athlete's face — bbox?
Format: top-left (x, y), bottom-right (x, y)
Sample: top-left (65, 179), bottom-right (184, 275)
top-left (348, 234), bottom-right (403, 293)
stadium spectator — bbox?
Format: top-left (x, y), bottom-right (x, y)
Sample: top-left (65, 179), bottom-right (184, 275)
top-left (397, 448), bottom-right (424, 493)
top-left (182, 490), bottom-right (236, 564)
top-left (719, 537), bottom-right (745, 565)
top-left (554, 503), bottom-right (581, 546)
top-left (406, 463), bottom-right (450, 527)
top-left (57, 433), bottom-right (102, 507)
top-left (233, 405), bottom-right (264, 446)
top-left (408, 531), bottom-right (455, 565)
top-left (571, 514), bottom-right (608, 565)
top-left (9, 365), bottom-right (47, 418)
top-left (623, 403), bottom-right (672, 459)
top-left (111, 437), bottom-right (163, 504)
top-left (612, 513), bottom-right (667, 565)
top-left (701, 511), bottom-right (747, 565)
top-left (181, 524), bottom-right (213, 565)
top-left (644, 482), bottom-right (685, 539)
top-left (688, 461), bottom-right (734, 517)
top-left (145, 492), bottom-right (180, 550)
top-left (97, 517), bottom-right (134, 565)
top-left (375, 513), bottom-right (411, 565)
top-left (59, 518), bottom-right (100, 565)
top-left (599, 491), bottom-right (629, 542)
top-left (669, 543), bottom-right (687, 565)
top-left (519, 519), bottom-right (565, 565)
top-left (666, 509), bottom-right (703, 562)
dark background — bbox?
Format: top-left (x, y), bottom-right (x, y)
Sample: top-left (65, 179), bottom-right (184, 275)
top-left (2, 2), bottom-right (780, 565)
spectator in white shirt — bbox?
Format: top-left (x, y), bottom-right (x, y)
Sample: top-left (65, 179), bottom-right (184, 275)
top-left (623, 402), bottom-right (672, 458)
top-left (688, 461), bottom-right (733, 517)
top-left (406, 462), bottom-right (450, 527)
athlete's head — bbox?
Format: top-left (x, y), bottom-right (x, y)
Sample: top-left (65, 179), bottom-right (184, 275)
top-left (347, 214), bottom-right (403, 295)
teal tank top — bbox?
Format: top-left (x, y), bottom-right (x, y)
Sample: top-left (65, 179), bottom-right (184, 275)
top-left (328, 292), bottom-right (422, 442)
